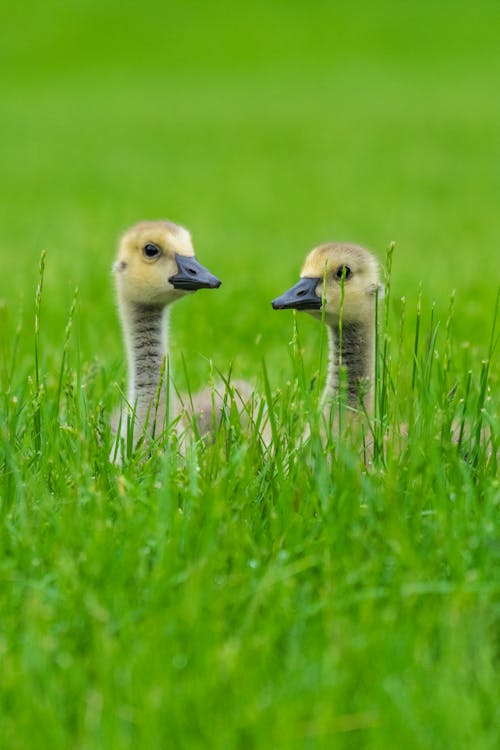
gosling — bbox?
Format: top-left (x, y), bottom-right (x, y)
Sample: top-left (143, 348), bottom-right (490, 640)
top-left (112, 220), bottom-right (221, 454)
top-left (272, 242), bottom-right (382, 415)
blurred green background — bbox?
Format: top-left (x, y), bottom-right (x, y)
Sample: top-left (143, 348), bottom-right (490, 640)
top-left (1, 0), bottom-right (499, 380)
top-left (1, 0), bottom-right (499, 395)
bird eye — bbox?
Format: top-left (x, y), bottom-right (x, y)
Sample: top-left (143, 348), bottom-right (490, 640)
top-left (143, 243), bottom-right (161, 259)
top-left (335, 265), bottom-right (352, 280)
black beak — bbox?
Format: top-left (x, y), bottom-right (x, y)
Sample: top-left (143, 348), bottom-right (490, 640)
top-left (272, 277), bottom-right (322, 310)
top-left (169, 254), bottom-right (222, 291)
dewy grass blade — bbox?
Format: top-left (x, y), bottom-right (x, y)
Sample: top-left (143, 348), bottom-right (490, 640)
top-left (378, 242), bottom-right (395, 442)
top-left (337, 264), bottom-right (347, 439)
top-left (56, 287), bottom-right (78, 415)
top-left (457, 369), bottom-right (472, 452)
top-left (411, 283), bottom-right (422, 392)
top-left (33, 250), bottom-right (46, 455)
top-left (443, 288), bottom-right (456, 382)
top-left (261, 357), bottom-right (282, 474)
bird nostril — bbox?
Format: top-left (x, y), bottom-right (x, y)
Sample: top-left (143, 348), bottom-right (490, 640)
top-left (188, 267), bottom-right (197, 275)
top-left (297, 289), bottom-right (306, 297)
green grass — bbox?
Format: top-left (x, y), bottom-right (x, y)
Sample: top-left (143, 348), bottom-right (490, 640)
top-left (1, 1), bottom-right (499, 748)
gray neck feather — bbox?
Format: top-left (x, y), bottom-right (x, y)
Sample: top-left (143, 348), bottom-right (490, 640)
top-left (122, 302), bottom-right (171, 435)
top-left (322, 321), bottom-right (375, 411)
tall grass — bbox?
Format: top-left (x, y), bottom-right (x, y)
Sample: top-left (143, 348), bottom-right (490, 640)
top-left (0, 249), bottom-right (498, 749)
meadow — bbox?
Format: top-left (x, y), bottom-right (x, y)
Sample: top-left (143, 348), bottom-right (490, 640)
top-left (0, 1), bottom-right (499, 747)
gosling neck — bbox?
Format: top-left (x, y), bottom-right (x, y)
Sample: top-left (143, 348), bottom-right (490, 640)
top-left (322, 319), bottom-right (375, 412)
top-left (121, 300), bottom-right (172, 434)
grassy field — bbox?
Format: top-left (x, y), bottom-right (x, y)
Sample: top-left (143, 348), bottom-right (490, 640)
top-left (1, 1), bottom-right (499, 748)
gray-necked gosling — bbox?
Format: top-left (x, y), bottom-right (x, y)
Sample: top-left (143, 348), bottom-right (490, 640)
top-left (272, 242), bottom-right (382, 413)
top-left (112, 219), bottom-right (221, 453)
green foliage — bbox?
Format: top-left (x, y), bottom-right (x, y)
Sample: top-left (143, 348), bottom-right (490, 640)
top-left (0, 1), bottom-right (499, 748)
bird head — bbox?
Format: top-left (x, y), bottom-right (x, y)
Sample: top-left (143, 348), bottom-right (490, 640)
top-left (113, 220), bottom-right (221, 306)
top-left (272, 243), bottom-right (382, 325)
